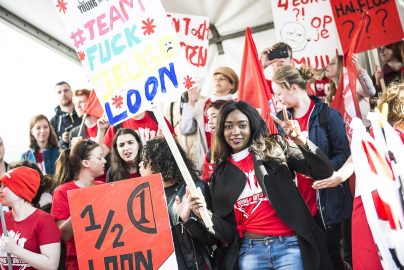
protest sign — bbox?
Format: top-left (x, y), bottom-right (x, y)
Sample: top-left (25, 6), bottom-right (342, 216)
top-left (271, 0), bottom-right (341, 69)
top-left (330, 0), bottom-right (404, 53)
top-left (167, 13), bottom-right (209, 78)
top-left (53, 0), bottom-right (196, 126)
top-left (68, 174), bottom-right (177, 270)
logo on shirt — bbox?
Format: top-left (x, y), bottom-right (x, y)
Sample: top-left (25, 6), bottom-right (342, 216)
top-left (0, 230), bottom-right (30, 270)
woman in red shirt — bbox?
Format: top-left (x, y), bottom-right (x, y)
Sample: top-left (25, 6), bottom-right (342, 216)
top-left (51, 140), bottom-right (106, 270)
top-left (106, 128), bottom-right (142, 182)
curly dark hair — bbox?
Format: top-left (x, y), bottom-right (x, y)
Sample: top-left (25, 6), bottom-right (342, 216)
top-left (109, 128), bottom-right (142, 181)
top-left (141, 137), bottom-right (199, 183)
top-left (214, 101), bottom-right (288, 164)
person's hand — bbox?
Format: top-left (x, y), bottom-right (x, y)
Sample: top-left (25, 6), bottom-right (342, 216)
top-left (271, 106), bottom-right (306, 146)
top-left (374, 65), bottom-right (383, 86)
top-left (70, 136), bottom-right (84, 149)
top-left (97, 117), bottom-right (110, 131)
top-left (175, 189), bottom-right (191, 222)
top-left (260, 47), bottom-right (281, 70)
top-left (187, 87), bottom-right (201, 106)
top-left (0, 235), bottom-right (19, 254)
top-left (312, 171), bottom-right (344, 189)
top-left (62, 131), bottom-right (70, 143)
top-left (352, 54), bottom-right (363, 74)
top-left (188, 188), bottom-right (207, 219)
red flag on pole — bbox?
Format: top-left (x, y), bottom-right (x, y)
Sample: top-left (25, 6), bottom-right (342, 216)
top-left (84, 90), bottom-right (103, 118)
top-left (238, 28), bottom-right (277, 134)
top-left (331, 13), bottom-right (366, 138)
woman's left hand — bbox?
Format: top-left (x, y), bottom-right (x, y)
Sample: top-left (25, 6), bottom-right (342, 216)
top-left (312, 171), bottom-right (344, 189)
top-left (271, 106), bottom-right (307, 146)
top-left (0, 235), bottom-right (18, 254)
top-left (352, 54), bottom-right (362, 73)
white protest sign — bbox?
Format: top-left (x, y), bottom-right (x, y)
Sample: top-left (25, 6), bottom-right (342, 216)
top-left (271, 0), bottom-right (341, 69)
top-left (167, 13), bottom-right (209, 79)
top-left (53, 0), bottom-right (197, 126)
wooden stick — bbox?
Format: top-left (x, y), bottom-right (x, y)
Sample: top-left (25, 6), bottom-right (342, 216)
top-left (0, 203), bottom-right (13, 270)
top-left (151, 105), bottom-right (214, 232)
top-left (370, 49), bottom-right (386, 91)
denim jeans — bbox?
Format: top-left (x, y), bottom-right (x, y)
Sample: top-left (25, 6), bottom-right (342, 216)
top-left (238, 235), bottom-right (303, 270)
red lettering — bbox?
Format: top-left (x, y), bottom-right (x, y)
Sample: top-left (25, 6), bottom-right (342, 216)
top-left (180, 42), bottom-right (207, 67)
top-left (278, 0), bottom-right (289, 10)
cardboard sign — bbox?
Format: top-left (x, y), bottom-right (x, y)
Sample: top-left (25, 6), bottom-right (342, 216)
top-left (68, 174), bottom-right (178, 270)
top-left (330, 0), bottom-right (404, 53)
top-left (167, 13), bottom-right (209, 79)
top-left (272, 0), bottom-right (341, 69)
top-left (52, 0), bottom-right (196, 126)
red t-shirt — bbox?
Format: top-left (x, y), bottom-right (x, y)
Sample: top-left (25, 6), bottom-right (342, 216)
top-left (0, 209), bottom-right (61, 270)
top-left (294, 100), bottom-right (318, 216)
top-left (85, 125), bottom-right (98, 140)
top-left (104, 111), bottom-right (175, 147)
top-left (230, 150), bottom-right (294, 237)
top-left (51, 181), bottom-right (104, 270)
top-left (34, 151), bottom-right (45, 173)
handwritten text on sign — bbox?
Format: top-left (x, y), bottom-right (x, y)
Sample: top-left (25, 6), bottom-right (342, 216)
top-left (167, 13), bottom-right (209, 78)
top-left (53, 0), bottom-right (196, 126)
top-left (330, 0), bottom-right (403, 53)
top-left (272, 0), bottom-right (341, 69)
top-left (68, 174), bottom-right (177, 270)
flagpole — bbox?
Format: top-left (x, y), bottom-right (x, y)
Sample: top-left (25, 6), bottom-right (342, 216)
top-left (0, 203), bottom-right (13, 270)
top-left (77, 113), bottom-right (87, 138)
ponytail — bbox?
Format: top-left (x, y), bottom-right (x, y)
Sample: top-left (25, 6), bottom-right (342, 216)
top-left (54, 148), bottom-right (75, 187)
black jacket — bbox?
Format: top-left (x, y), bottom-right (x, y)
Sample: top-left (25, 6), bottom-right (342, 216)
top-left (210, 138), bottom-right (334, 270)
top-left (50, 106), bottom-right (81, 149)
top-left (276, 96), bottom-right (352, 226)
top-left (166, 180), bottom-right (217, 270)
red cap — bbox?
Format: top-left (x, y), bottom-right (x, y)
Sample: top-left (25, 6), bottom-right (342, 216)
top-left (0, 166), bottom-right (40, 202)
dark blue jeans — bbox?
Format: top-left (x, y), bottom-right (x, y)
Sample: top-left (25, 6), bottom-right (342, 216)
top-left (238, 235), bottom-right (303, 270)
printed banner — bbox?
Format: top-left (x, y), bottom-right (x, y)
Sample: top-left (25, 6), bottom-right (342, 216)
top-left (271, 0), bottom-right (341, 69)
top-left (330, 0), bottom-right (404, 53)
top-left (68, 174), bottom-right (178, 270)
top-left (167, 13), bottom-right (209, 78)
top-left (52, 0), bottom-right (197, 126)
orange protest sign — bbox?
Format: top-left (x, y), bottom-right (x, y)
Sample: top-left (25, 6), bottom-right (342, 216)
top-left (330, 0), bottom-right (403, 53)
top-left (68, 174), bottom-right (177, 270)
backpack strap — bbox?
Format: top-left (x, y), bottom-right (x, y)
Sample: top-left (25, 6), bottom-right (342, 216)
top-left (319, 103), bottom-right (330, 136)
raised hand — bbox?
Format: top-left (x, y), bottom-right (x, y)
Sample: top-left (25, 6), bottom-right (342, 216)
top-left (271, 106), bottom-right (307, 146)
top-left (175, 189), bottom-right (192, 222)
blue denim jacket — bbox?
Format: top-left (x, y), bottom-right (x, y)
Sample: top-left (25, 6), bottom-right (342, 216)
top-left (21, 146), bottom-right (60, 175)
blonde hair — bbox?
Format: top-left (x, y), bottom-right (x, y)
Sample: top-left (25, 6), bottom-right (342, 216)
top-left (326, 55), bottom-right (344, 104)
top-left (377, 82), bottom-right (404, 126)
top-left (272, 66), bottom-right (312, 90)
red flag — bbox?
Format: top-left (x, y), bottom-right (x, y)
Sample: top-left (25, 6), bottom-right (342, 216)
top-left (238, 28), bottom-right (277, 134)
top-left (84, 90), bottom-right (103, 118)
top-left (331, 13), bottom-right (366, 138)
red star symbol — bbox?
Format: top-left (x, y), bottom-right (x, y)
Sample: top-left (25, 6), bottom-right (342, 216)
top-left (183, 75), bottom-right (196, 90)
top-left (141, 18), bottom-right (156, 35)
top-left (112, 95), bottom-right (124, 109)
top-left (77, 51), bottom-right (86, 62)
top-left (56, 0), bottom-right (68, 14)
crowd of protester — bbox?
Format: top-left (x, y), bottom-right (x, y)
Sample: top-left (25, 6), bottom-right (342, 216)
top-left (0, 39), bottom-right (403, 270)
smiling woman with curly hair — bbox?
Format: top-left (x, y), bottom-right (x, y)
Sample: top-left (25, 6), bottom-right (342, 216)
top-left (139, 137), bottom-right (216, 269)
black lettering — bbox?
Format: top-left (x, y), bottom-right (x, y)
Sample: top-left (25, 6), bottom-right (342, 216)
top-left (120, 253), bottom-right (134, 270)
top-left (105, 255), bottom-right (119, 270)
top-left (334, 3), bottom-right (345, 17)
top-left (134, 250), bottom-right (153, 270)
top-left (127, 183), bottom-right (157, 234)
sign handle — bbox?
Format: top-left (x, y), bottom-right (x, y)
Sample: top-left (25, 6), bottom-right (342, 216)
top-left (370, 49), bottom-right (386, 91)
top-left (0, 203), bottom-right (13, 270)
top-left (151, 105), bottom-right (214, 232)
